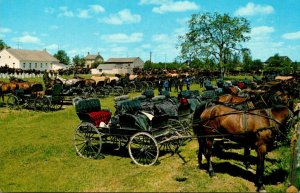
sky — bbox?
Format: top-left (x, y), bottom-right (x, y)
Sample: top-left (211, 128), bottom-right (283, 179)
top-left (0, 0), bottom-right (299, 63)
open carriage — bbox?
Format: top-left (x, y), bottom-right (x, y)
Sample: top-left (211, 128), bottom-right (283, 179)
top-left (73, 96), bottom-right (190, 166)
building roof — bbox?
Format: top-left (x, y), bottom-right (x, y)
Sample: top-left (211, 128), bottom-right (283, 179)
top-left (265, 56), bottom-right (292, 63)
top-left (5, 48), bottom-right (59, 62)
top-left (105, 57), bottom-right (140, 64)
top-left (85, 54), bottom-right (103, 60)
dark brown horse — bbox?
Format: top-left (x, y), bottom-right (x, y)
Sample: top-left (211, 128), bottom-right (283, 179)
top-left (195, 105), bottom-right (293, 191)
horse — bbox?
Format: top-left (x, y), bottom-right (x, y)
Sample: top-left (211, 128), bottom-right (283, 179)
top-left (194, 104), bottom-right (294, 191)
top-left (73, 75), bottom-right (96, 87)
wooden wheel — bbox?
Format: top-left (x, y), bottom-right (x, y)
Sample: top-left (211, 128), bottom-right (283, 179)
top-left (112, 86), bottom-right (124, 96)
top-left (74, 122), bottom-right (102, 159)
top-left (50, 97), bottom-right (63, 110)
top-left (7, 95), bottom-right (19, 109)
top-left (34, 96), bottom-right (51, 112)
top-left (128, 132), bottom-right (159, 166)
top-left (128, 82), bottom-right (136, 92)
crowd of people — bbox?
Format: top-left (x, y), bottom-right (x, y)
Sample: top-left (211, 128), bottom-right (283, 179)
top-left (157, 76), bottom-right (192, 95)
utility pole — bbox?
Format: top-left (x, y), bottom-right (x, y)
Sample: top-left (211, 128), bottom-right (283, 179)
top-left (164, 53), bottom-right (167, 69)
top-left (150, 51), bottom-right (152, 64)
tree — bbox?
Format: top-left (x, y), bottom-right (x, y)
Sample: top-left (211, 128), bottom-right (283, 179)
top-left (179, 12), bottom-right (251, 78)
top-left (0, 39), bottom-right (10, 50)
top-left (72, 55), bottom-right (85, 67)
top-left (242, 49), bottom-right (253, 72)
top-left (54, 50), bottom-right (70, 65)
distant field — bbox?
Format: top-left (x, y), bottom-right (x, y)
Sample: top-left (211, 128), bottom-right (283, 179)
top-left (0, 76), bottom-right (296, 192)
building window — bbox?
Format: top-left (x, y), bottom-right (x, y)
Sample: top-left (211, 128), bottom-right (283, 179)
top-left (23, 63), bottom-right (26, 68)
top-left (41, 63), bottom-right (43, 68)
top-left (29, 63), bottom-right (31, 69)
top-left (35, 63), bottom-right (37, 68)
top-left (9, 56), bottom-right (11, 58)
top-left (46, 63), bottom-right (47, 67)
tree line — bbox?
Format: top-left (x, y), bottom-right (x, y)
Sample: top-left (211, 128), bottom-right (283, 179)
top-left (1, 11), bottom-right (299, 74)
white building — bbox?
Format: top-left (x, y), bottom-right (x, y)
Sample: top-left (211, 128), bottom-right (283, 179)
top-left (97, 57), bottom-right (144, 74)
top-left (0, 48), bottom-right (60, 71)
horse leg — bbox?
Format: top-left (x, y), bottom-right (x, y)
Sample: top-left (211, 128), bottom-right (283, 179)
top-left (243, 146), bottom-right (251, 169)
top-left (256, 144), bottom-right (267, 191)
top-left (204, 138), bottom-right (215, 177)
top-left (198, 138), bottom-right (205, 169)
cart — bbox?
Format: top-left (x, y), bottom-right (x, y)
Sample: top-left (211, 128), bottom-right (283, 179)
top-left (73, 97), bottom-right (186, 166)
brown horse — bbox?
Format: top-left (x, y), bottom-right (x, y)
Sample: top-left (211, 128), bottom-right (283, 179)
top-left (195, 104), bottom-right (293, 191)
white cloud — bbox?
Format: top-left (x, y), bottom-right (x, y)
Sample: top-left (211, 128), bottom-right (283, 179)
top-left (139, 0), bottom-right (199, 14)
top-left (89, 5), bottom-right (105, 13)
top-left (12, 34), bottom-right (40, 44)
top-left (152, 34), bottom-right (170, 42)
top-left (282, 30), bottom-right (300, 40)
top-left (46, 44), bottom-right (59, 50)
top-left (101, 33), bottom-right (143, 43)
top-left (153, 1), bottom-right (199, 14)
top-left (0, 27), bottom-right (11, 37)
top-left (58, 6), bottom-right (74, 17)
top-left (50, 25), bottom-right (59, 30)
top-left (44, 7), bottom-right (55, 14)
top-left (251, 26), bottom-right (274, 36)
top-left (139, 0), bottom-right (169, 5)
top-left (78, 9), bottom-right (91, 18)
top-left (234, 2), bottom-right (274, 16)
top-left (100, 9), bottom-right (141, 25)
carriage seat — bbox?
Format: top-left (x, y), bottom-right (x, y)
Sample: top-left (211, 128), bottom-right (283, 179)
top-left (75, 98), bottom-right (111, 127)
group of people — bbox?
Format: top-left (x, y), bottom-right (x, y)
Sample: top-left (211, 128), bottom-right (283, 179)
top-left (158, 76), bottom-right (191, 95)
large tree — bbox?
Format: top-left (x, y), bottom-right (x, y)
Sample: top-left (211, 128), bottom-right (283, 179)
top-left (0, 39), bottom-right (10, 50)
top-left (72, 55), bottom-right (85, 67)
top-left (54, 50), bottom-right (70, 65)
top-left (179, 12), bottom-right (251, 77)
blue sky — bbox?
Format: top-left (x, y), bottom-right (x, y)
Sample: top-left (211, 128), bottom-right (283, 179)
top-left (0, 0), bottom-right (299, 63)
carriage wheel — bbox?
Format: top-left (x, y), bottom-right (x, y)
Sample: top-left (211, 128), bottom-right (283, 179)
top-left (7, 95), bottom-right (19, 109)
top-left (128, 132), bottom-right (159, 166)
top-left (74, 122), bottom-right (102, 159)
top-left (141, 81), bottom-right (149, 91)
top-left (34, 96), bottom-right (51, 112)
top-left (112, 86), bottom-right (124, 96)
top-left (51, 97), bottom-right (63, 110)
top-left (128, 82), bottom-right (136, 92)
top-left (85, 87), bottom-right (96, 98)
top-left (167, 119), bottom-right (188, 147)
top-left (147, 81), bottom-right (154, 90)
top-left (95, 87), bottom-right (106, 98)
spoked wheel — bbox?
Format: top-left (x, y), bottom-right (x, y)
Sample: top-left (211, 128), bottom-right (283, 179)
top-left (7, 95), bottom-right (19, 109)
top-left (74, 122), bottom-right (102, 159)
top-left (34, 96), bottom-right (51, 112)
top-left (128, 132), bottom-right (159, 166)
top-left (95, 87), bottom-right (108, 98)
top-left (166, 119), bottom-right (188, 148)
top-left (50, 97), bottom-right (63, 111)
top-left (112, 86), bottom-right (124, 96)
top-left (141, 81), bottom-right (149, 92)
top-left (128, 82), bottom-right (136, 92)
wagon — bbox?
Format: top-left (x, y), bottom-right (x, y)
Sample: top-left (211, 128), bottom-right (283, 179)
top-left (73, 97), bottom-right (186, 166)
top-left (6, 83), bottom-right (51, 111)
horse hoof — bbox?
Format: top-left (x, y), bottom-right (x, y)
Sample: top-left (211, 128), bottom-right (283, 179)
top-left (209, 171), bottom-right (215, 177)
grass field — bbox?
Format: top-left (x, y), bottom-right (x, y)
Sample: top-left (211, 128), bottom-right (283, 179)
top-left (0, 76), bottom-right (295, 192)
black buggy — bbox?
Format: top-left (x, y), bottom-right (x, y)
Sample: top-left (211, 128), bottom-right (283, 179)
top-left (73, 96), bottom-right (191, 166)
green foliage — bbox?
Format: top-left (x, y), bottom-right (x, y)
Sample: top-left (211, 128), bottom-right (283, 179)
top-left (0, 39), bottom-right (10, 50)
top-left (54, 50), bottom-right (70, 65)
top-left (178, 12), bottom-right (251, 76)
top-left (72, 55), bottom-right (85, 67)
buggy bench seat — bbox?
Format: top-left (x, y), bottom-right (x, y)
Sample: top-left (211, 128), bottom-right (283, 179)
top-left (75, 98), bottom-right (111, 127)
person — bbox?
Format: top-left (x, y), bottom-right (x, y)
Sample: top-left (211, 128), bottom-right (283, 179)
top-left (179, 78), bottom-right (183, 92)
top-left (185, 76), bottom-right (191, 90)
top-left (168, 78), bottom-right (172, 92)
top-left (158, 78), bottom-right (163, 95)
top-left (163, 78), bottom-right (169, 91)
top-left (173, 77), bottom-right (179, 92)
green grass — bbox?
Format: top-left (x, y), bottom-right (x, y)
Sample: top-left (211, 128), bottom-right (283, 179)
top-left (0, 77), bottom-right (297, 192)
